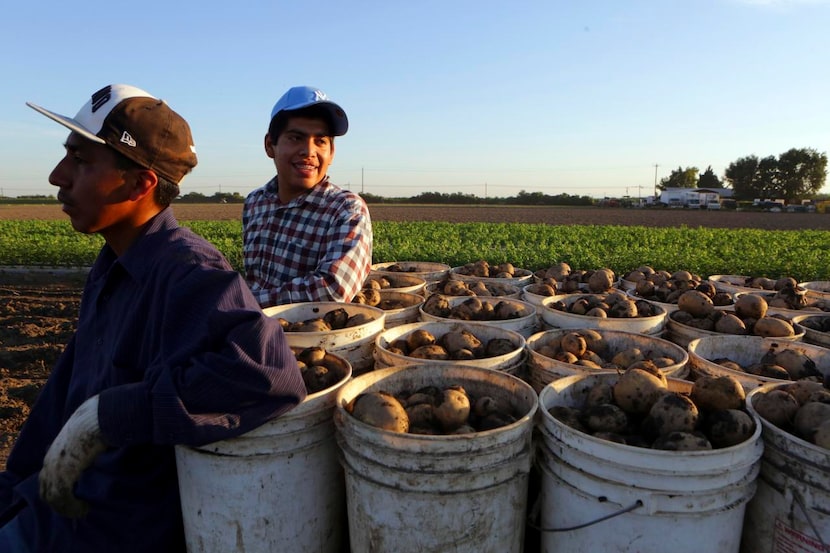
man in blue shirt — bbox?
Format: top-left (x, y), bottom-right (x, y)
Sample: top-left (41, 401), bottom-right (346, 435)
top-left (0, 84), bottom-right (307, 551)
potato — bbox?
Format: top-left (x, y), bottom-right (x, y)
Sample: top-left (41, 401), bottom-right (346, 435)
top-left (714, 313), bottom-right (747, 335)
top-left (691, 375), bottom-right (746, 411)
top-left (745, 363), bottom-right (790, 380)
top-left (301, 365), bottom-right (338, 393)
top-left (485, 338), bottom-right (517, 357)
top-left (423, 294), bottom-right (451, 317)
top-left (409, 344), bottom-right (450, 360)
top-left (706, 409), bottom-right (756, 448)
top-left (345, 313), bottom-right (374, 328)
top-left (296, 346), bottom-right (326, 366)
top-left (350, 391), bottom-right (409, 432)
top-left (585, 403), bottom-right (629, 434)
top-left (644, 392), bottom-right (700, 435)
top-left (587, 268), bottom-right (615, 293)
top-left (609, 299), bottom-right (638, 318)
top-left (561, 332), bottom-right (587, 356)
top-left (473, 395), bottom-right (506, 417)
top-left (549, 405), bottom-right (587, 431)
top-left (793, 402), bottom-right (830, 442)
top-left (753, 389), bottom-right (799, 427)
top-left (612, 367), bottom-right (668, 414)
top-left (406, 329), bottom-right (436, 351)
top-left (478, 411), bottom-right (518, 431)
top-left (677, 290), bottom-right (715, 318)
top-left (611, 347), bottom-right (644, 368)
top-left (580, 329), bottom-right (608, 357)
top-left (769, 349), bottom-right (821, 380)
top-left (753, 316), bottom-right (796, 338)
top-left (815, 420), bottom-right (830, 449)
top-left (324, 308), bottom-right (350, 329)
top-left (652, 431), bottom-right (712, 451)
top-left (781, 381), bottom-right (826, 405)
top-left (434, 386), bottom-right (471, 432)
top-left (405, 402), bottom-right (436, 429)
top-left (440, 329), bottom-right (482, 355)
top-left (734, 294), bottom-right (768, 320)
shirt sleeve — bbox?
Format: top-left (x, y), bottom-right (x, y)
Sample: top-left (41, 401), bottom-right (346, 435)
top-left (97, 266), bottom-right (307, 448)
top-left (255, 197), bottom-right (373, 306)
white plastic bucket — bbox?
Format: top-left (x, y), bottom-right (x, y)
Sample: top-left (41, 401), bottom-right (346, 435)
top-left (450, 265), bottom-right (534, 286)
top-left (540, 293), bottom-right (668, 335)
top-left (525, 328), bottom-right (689, 393)
top-left (741, 382), bottom-right (830, 553)
top-left (687, 334), bottom-right (830, 390)
top-left (420, 295), bottom-right (539, 338)
top-left (374, 320), bottom-right (527, 375)
top-left (263, 302), bottom-right (385, 375)
top-left (175, 355), bottom-right (352, 553)
top-left (372, 290), bottom-right (424, 328)
top-left (537, 372), bottom-right (763, 553)
top-left (370, 261), bottom-right (451, 284)
top-left (791, 313), bottom-right (830, 348)
top-left (365, 272), bottom-right (427, 295)
top-left (665, 311), bottom-right (806, 348)
top-left (334, 363), bottom-right (538, 553)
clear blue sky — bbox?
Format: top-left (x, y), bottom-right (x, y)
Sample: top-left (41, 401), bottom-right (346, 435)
top-left (1, 0), bottom-right (828, 199)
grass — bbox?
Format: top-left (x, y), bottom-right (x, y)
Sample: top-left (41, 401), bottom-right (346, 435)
top-left (1, 219), bottom-right (829, 282)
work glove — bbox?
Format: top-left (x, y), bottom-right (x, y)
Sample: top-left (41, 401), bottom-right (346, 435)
top-left (39, 395), bottom-right (107, 518)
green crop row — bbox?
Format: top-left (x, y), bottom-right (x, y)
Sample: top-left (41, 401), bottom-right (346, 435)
top-left (2, 220), bottom-right (829, 282)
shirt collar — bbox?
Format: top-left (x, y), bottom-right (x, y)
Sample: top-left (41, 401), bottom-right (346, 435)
top-left (265, 176), bottom-right (332, 208)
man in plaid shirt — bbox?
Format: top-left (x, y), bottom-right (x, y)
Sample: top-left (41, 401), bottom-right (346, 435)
top-left (243, 86), bottom-right (373, 307)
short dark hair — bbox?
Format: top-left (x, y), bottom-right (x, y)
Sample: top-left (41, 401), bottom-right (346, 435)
top-left (267, 104), bottom-right (335, 144)
top-left (113, 150), bottom-right (180, 207)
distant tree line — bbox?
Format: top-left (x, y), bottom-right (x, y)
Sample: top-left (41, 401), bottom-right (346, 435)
top-left (360, 190), bottom-right (594, 206)
top-left (658, 147), bottom-right (827, 202)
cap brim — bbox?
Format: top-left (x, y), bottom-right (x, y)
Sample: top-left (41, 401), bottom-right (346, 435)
top-left (26, 102), bottom-right (105, 144)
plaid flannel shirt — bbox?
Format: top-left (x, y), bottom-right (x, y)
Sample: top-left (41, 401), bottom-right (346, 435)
top-left (243, 176), bottom-right (373, 307)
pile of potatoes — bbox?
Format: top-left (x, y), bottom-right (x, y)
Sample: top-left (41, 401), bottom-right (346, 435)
top-left (363, 274), bottom-right (415, 291)
top-left (752, 379), bottom-right (830, 449)
top-left (671, 290), bottom-right (799, 337)
top-left (545, 291), bottom-right (662, 319)
top-left (431, 274), bottom-right (517, 297)
top-left (422, 295), bottom-right (530, 321)
top-left (347, 384), bottom-right (519, 434)
top-left (797, 315), bottom-right (830, 334)
top-left (534, 329), bottom-right (678, 371)
top-left (275, 307), bottom-right (376, 333)
top-left (532, 263), bottom-right (617, 294)
top-left (454, 259), bottom-right (521, 279)
top-left (376, 263), bottom-right (421, 273)
top-left (550, 369), bottom-right (756, 451)
top-left (352, 290), bottom-right (419, 311)
top-left (711, 345), bottom-right (823, 381)
top-left (385, 327), bottom-right (517, 361)
top-left (294, 347), bottom-right (347, 394)
top-left (625, 266), bottom-right (734, 307)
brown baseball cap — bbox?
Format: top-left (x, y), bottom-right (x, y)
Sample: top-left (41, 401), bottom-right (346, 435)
top-left (27, 84), bottom-right (198, 184)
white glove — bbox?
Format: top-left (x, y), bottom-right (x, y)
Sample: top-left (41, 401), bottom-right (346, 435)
top-left (39, 395), bottom-right (107, 518)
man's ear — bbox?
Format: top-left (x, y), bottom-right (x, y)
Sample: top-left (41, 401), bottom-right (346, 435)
top-left (264, 134), bottom-right (276, 159)
top-left (129, 169), bottom-right (159, 201)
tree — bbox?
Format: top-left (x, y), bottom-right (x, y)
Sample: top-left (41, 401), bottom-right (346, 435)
top-left (776, 148), bottom-right (827, 200)
top-left (658, 166), bottom-right (699, 191)
top-left (724, 156), bottom-right (758, 200)
top-left (697, 166), bottom-right (723, 189)
top-left (725, 148), bottom-right (827, 201)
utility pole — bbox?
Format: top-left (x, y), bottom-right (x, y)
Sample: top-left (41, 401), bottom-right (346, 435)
top-left (484, 182), bottom-right (487, 200)
top-left (653, 164), bottom-right (659, 199)
top-left (361, 167), bottom-right (364, 194)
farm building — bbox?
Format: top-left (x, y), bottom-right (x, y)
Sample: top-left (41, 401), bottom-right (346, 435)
top-left (658, 187), bottom-right (733, 209)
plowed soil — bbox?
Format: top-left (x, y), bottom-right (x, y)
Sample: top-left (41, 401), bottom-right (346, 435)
top-left (1, 203), bottom-right (826, 464)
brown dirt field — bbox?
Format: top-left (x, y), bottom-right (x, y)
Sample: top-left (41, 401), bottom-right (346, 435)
top-left (3, 202), bottom-right (830, 229)
top-left (0, 202), bottom-right (826, 465)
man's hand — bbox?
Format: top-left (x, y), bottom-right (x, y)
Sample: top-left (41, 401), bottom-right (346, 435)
top-left (39, 395), bottom-right (107, 518)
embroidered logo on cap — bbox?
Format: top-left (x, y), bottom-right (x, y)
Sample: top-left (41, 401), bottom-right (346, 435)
top-left (120, 131), bottom-right (136, 147)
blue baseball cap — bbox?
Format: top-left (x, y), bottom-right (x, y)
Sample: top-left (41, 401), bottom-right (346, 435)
top-left (269, 86), bottom-right (348, 136)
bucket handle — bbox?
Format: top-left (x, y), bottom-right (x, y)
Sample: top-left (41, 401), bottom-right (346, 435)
top-left (790, 487), bottom-right (830, 552)
top-left (527, 494), bottom-right (643, 533)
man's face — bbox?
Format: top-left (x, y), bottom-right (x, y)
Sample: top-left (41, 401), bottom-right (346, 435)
top-left (265, 115), bottom-right (335, 202)
top-left (48, 133), bottom-right (136, 237)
